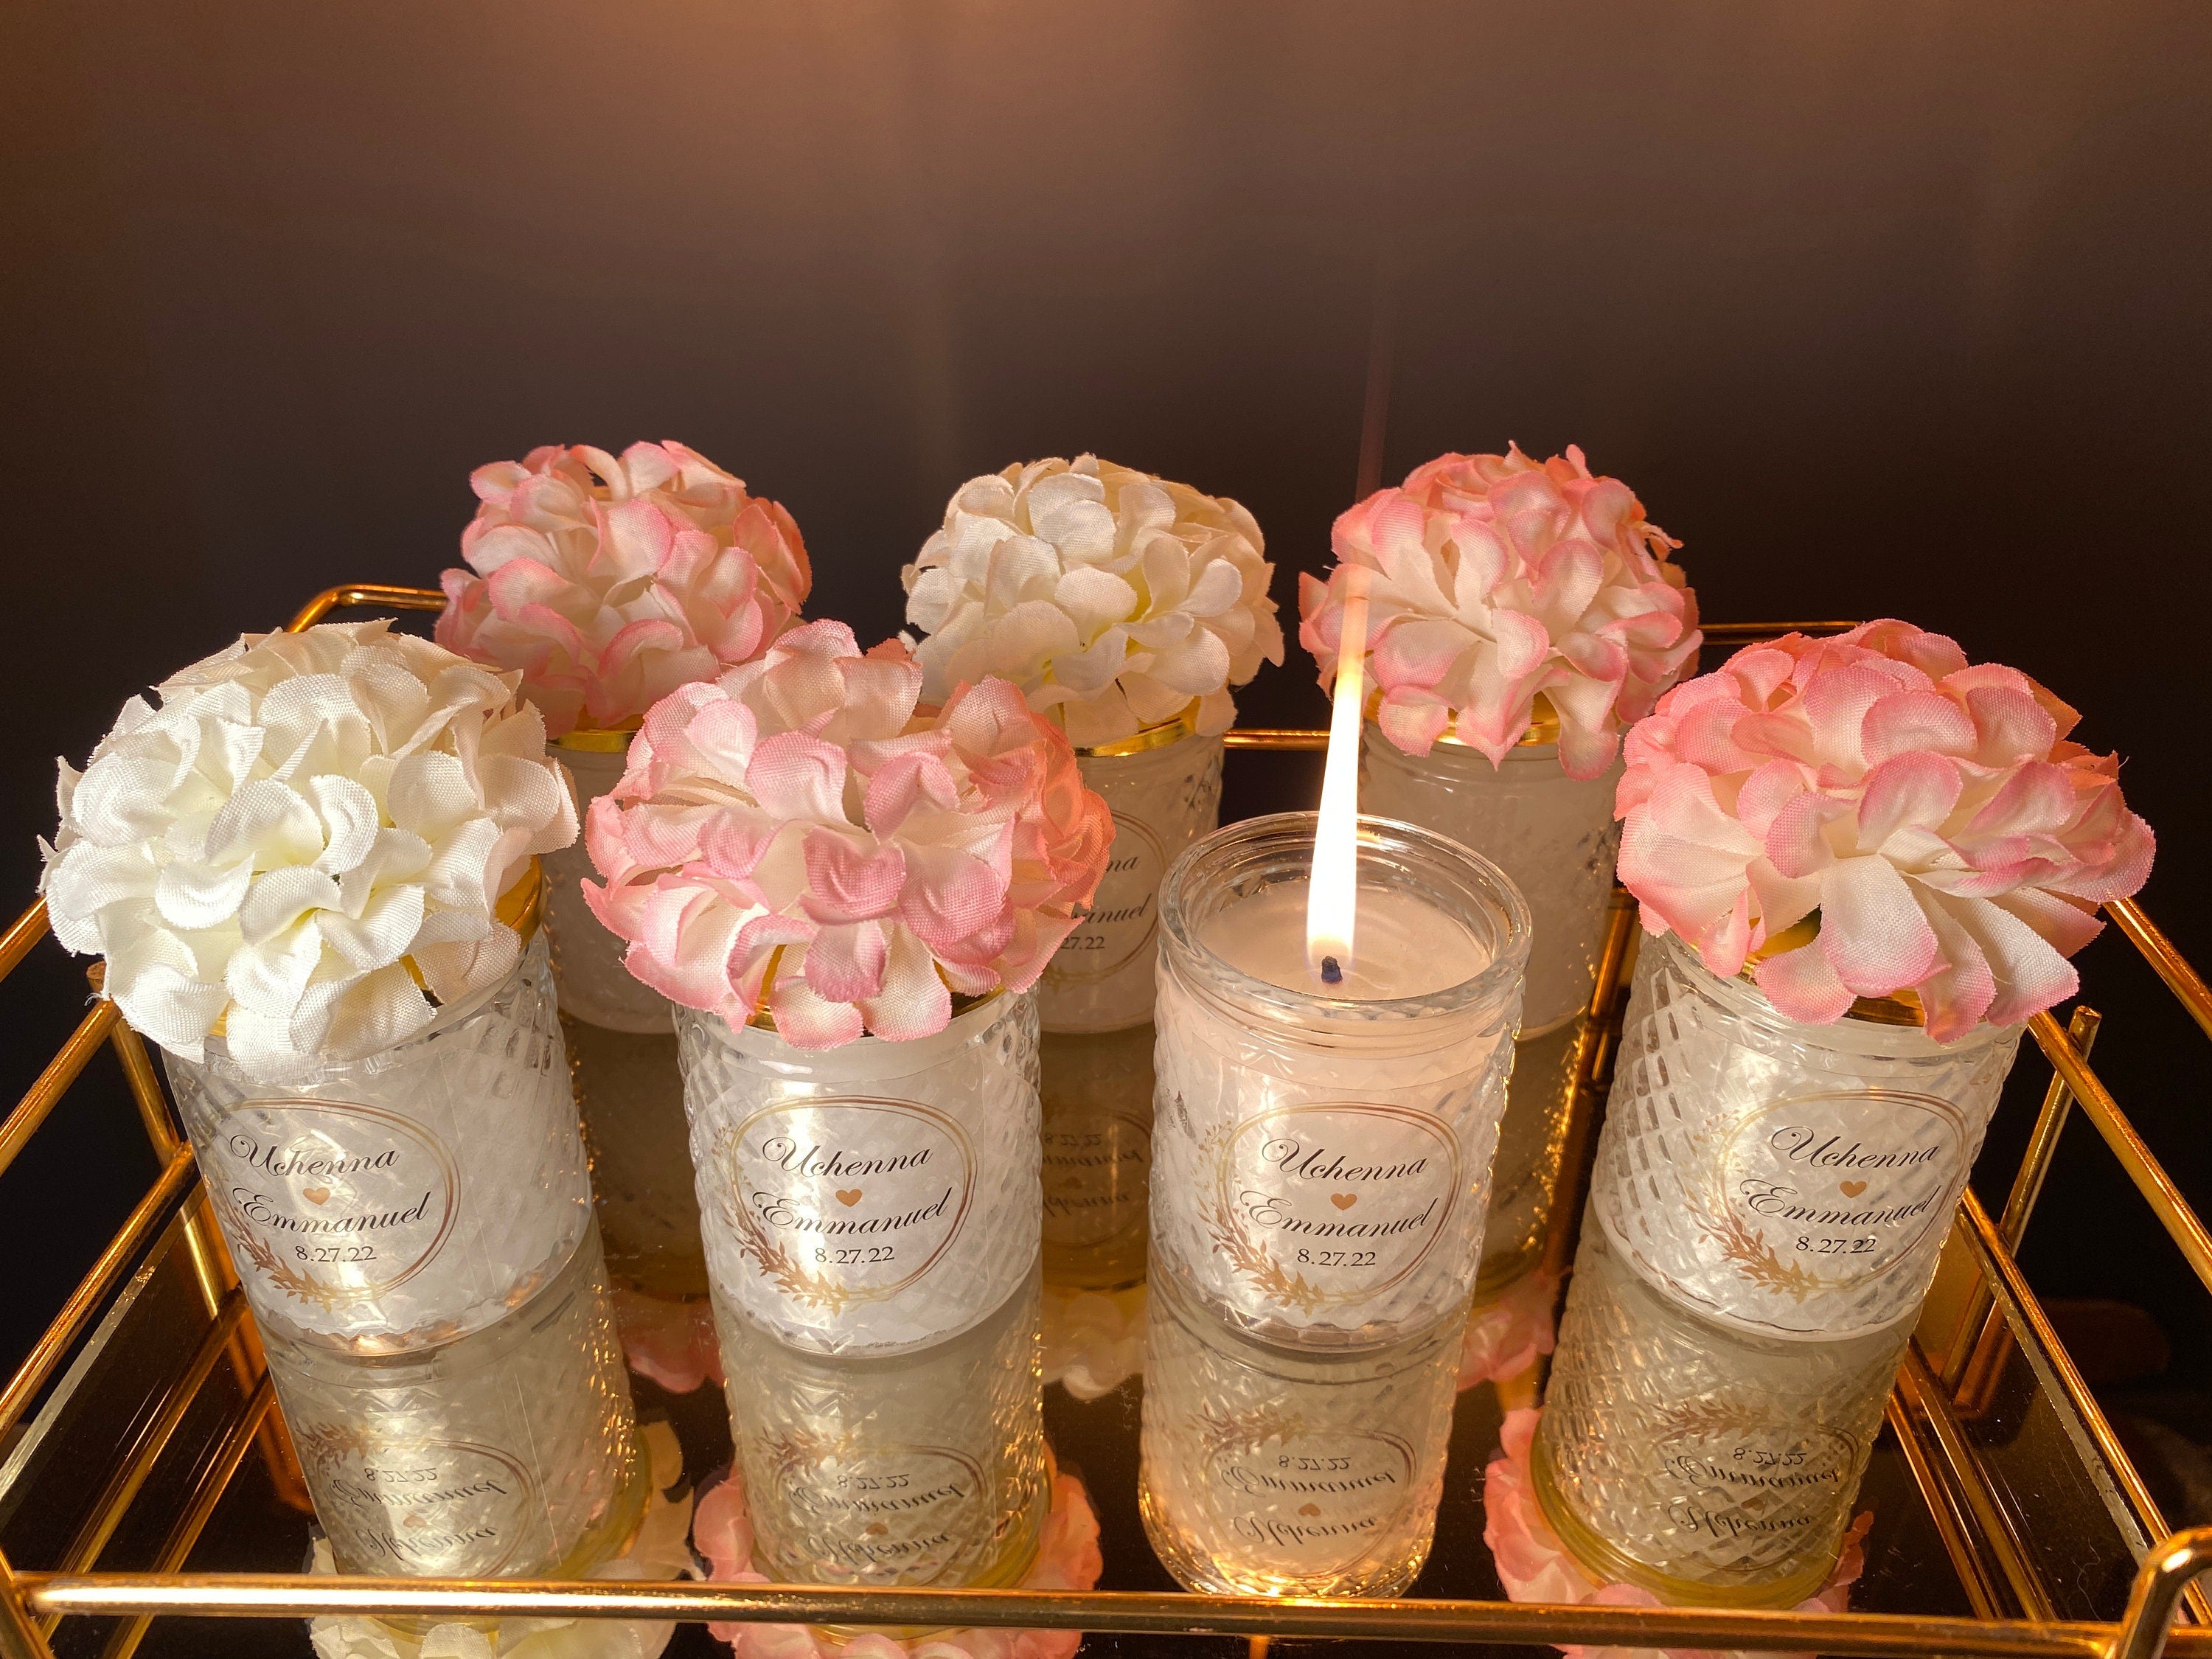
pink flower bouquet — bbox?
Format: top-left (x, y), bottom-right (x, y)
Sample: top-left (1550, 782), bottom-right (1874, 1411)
top-left (438, 440), bottom-right (810, 737)
top-left (582, 620), bottom-right (1113, 1048)
top-left (1300, 445), bottom-right (1699, 779)
top-left (1615, 620), bottom-right (2154, 1042)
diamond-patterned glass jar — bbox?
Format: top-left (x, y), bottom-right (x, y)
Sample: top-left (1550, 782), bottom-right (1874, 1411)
top-left (262, 1224), bottom-right (647, 1597)
top-left (1040, 1021), bottom-right (1155, 1293)
top-left (163, 928), bottom-right (594, 1353)
top-left (1150, 813), bottom-right (1530, 1349)
top-left (1138, 1267), bottom-right (1463, 1597)
top-left (1590, 931), bottom-right (2023, 1339)
top-left (546, 741), bottom-right (703, 1302)
top-left (717, 1267), bottom-right (1050, 1598)
top-left (1533, 1210), bottom-right (1910, 1604)
top-left (1039, 729), bottom-right (1225, 1034)
top-left (1361, 730), bottom-right (1619, 1293)
top-left (544, 743), bottom-right (670, 1034)
top-left (677, 990), bottom-right (1041, 1356)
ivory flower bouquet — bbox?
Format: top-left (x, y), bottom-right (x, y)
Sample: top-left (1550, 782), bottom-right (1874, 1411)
top-left (586, 619), bottom-right (1111, 1353)
top-left (1300, 444), bottom-right (1700, 1297)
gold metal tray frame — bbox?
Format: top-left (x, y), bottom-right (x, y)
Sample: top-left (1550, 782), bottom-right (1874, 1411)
top-left (3, 588), bottom-right (2211, 1659)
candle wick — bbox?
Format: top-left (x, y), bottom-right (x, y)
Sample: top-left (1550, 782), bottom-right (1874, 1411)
top-left (1321, 955), bottom-right (1343, 985)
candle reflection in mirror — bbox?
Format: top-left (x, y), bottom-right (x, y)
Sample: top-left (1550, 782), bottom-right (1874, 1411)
top-left (1138, 1267), bottom-right (1463, 1596)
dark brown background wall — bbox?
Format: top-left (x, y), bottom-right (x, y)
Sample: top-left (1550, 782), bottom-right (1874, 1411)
top-left (4, 2), bottom-right (2209, 1395)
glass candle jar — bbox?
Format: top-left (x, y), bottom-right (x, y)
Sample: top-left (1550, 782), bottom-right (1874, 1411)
top-left (1037, 726), bottom-right (1225, 1034)
top-left (717, 1266), bottom-right (1051, 1599)
top-left (676, 990), bottom-right (1041, 1356)
top-left (162, 911), bottom-right (594, 1354)
top-left (1590, 930), bottom-right (2023, 1340)
top-left (1150, 813), bottom-right (1531, 1348)
top-left (545, 740), bottom-right (670, 1034)
top-left (1360, 728), bottom-right (1621, 1294)
top-left (1040, 1021), bottom-right (1156, 1293)
top-left (547, 739), bottom-right (706, 1303)
top-left (263, 1224), bottom-right (647, 1599)
top-left (1532, 1211), bottom-right (1909, 1607)
top-left (1138, 1265), bottom-right (1464, 1597)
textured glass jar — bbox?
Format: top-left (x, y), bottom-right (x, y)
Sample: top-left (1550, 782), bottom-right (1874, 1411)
top-left (1039, 728), bottom-right (1225, 1034)
top-left (1150, 813), bottom-right (1530, 1349)
top-left (1533, 1211), bottom-right (1909, 1606)
top-left (545, 742), bottom-right (671, 1034)
top-left (1040, 1021), bottom-right (1155, 1292)
top-left (1361, 729), bottom-right (1620, 1294)
top-left (1591, 931), bottom-right (2023, 1339)
top-left (1138, 1265), bottom-right (1463, 1597)
top-left (548, 742), bottom-right (705, 1302)
top-left (263, 1224), bottom-right (647, 1599)
top-left (163, 926), bottom-right (594, 1353)
top-left (717, 1266), bottom-right (1050, 1598)
top-left (676, 990), bottom-right (1041, 1356)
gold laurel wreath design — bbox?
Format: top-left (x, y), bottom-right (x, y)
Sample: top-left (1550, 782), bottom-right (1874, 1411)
top-left (222, 1195), bottom-right (371, 1312)
top-left (728, 1192), bottom-right (857, 1312)
top-left (1194, 1116), bottom-right (1329, 1314)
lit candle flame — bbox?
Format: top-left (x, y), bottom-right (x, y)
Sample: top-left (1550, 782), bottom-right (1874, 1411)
top-left (1307, 565), bottom-right (1371, 986)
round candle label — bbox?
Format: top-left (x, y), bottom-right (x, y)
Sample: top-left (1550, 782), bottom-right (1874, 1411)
top-left (208, 1099), bottom-right (459, 1311)
top-left (1203, 1422), bottom-right (1415, 1573)
top-left (295, 1425), bottom-right (538, 1575)
top-left (1041, 1107), bottom-right (1152, 1251)
top-left (764, 1435), bottom-right (995, 1584)
top-left (1648, 1404), bottom-right (1860, 1552)
top-left (1712, 1090), bottom-right (1967, 1297)
top-left (1202, 1103), bottom-right (1461, 1311)
top-left (1045, 810), bottom-right (1166, 987)
top-left (717, 1098), bottom-right (975, 1310)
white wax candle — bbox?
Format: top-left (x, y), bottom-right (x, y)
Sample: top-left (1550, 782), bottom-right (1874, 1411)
top-left (1200, 882), bottom-right (1486, 1001)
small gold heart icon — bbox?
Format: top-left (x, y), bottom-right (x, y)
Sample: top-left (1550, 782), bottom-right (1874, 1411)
top-left (1840, 1180), bottom-right (1868, 1198)
top-left (302, 1186), bottom-right (331, 1206)
top-left (1298, 1503), bottom-right (1321, 1517)
top-left (835, 1188), bottom-right (864, 1207)
top-left (403, 1512), bottom-right (428, 1529)
top-left (1329, 1192), bottom-right (1357, 1210)
top-left (863, 1523), bottom-right (887, 1536)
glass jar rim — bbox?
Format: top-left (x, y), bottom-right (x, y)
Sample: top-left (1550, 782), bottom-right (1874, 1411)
top-left (1158, 810), bottom-right (1533, 1036)
top-left (680, 984), bottom-right (1022, 1078)
top-left (1655, 928), bottom-right (2022, 1055)
top-left (1363, 720), bottom-right (1630, 776)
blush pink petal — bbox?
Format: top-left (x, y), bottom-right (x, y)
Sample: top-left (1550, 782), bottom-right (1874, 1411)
top-left (801, 832), bottom-right (907, 924)
top-left (746, 730), bottom-right (849, 824)
top-left (1818, 855), bottom-right (1941, 995)
top-left (802, 919), bottom-right (889, 1004)
top-left (1856, 751), bottom-right (1965, 851)
top-left (769, 967), bottom-right (868, 1048)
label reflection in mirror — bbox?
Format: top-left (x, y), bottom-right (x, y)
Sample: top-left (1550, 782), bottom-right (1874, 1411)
top-left (260, 1225), bottom-right (647, 1599)
top-left (1531, 1210), bottom-right (1907, 1604)
top-left (1138, 1267), bottom-right (1462, 1597)
top-left (718, 1264), bottom-right (1051, 1592)
top-left (1040, 1021), bottom-right (1155, 1292)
